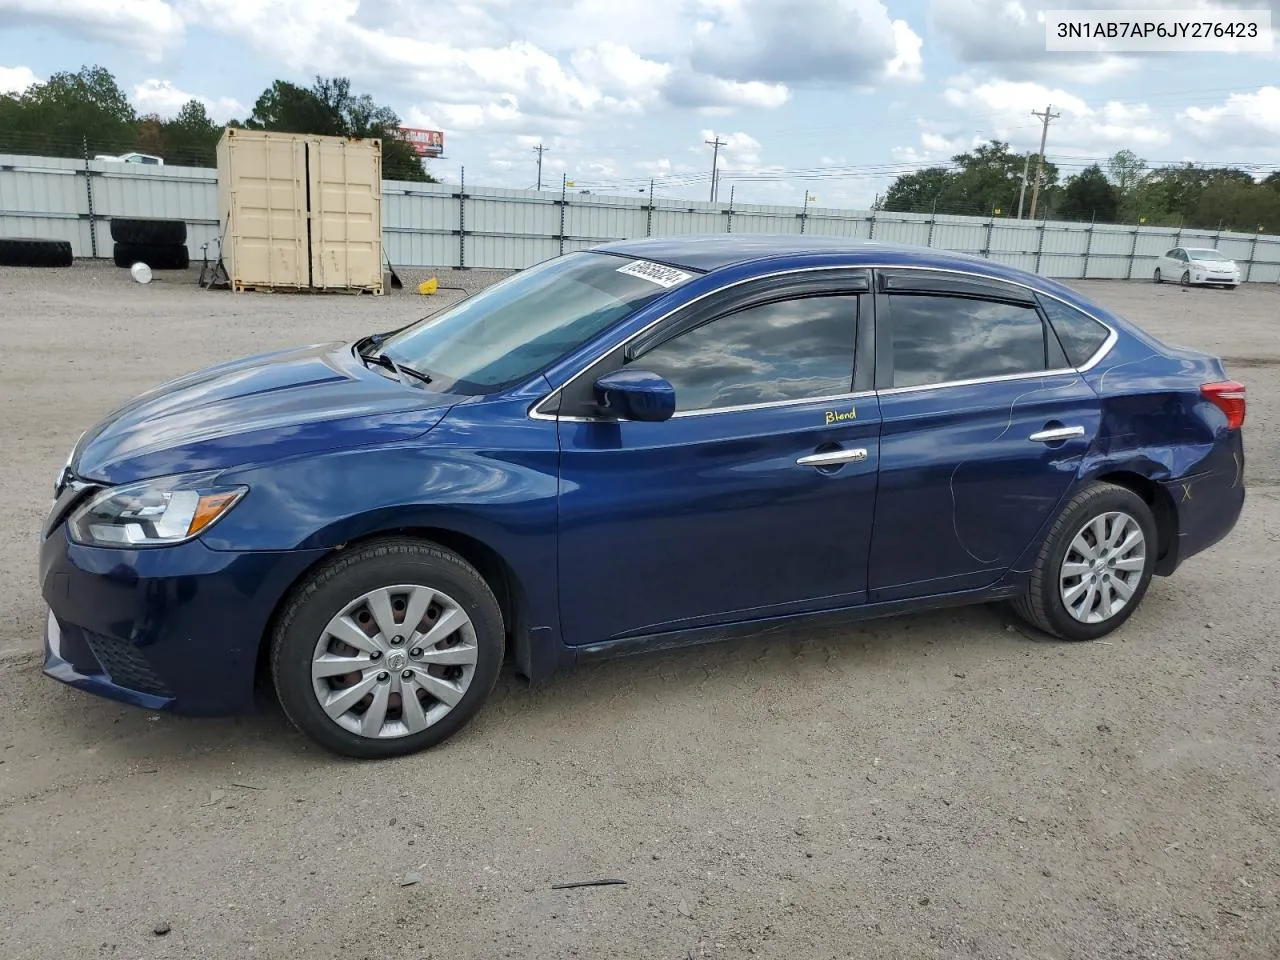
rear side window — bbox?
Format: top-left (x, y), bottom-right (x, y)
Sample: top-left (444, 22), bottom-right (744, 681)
top-left (636, 295), bottom-right (859, 411)
top-left (1038, 296), bottom-right (1111, 367)
top-left (888, 295), bottom-right (1048, 388)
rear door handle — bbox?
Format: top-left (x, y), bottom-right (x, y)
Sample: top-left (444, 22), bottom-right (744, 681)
top-left (797, 448), bottom-right (868, 467)
top-left (1029, 425), bottom-right (1086, 443)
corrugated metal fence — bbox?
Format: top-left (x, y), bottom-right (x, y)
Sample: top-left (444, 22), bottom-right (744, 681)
top-left (4, 153), bottom-right (1280, 283)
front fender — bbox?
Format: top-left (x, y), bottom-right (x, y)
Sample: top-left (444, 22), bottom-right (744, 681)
top-left (202, 401), bottom-right (562, 644)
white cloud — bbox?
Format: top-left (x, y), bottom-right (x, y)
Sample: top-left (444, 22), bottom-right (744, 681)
top-left (132, 79), bottom-right (245, 122)
top-left (1180, 86), bottom-right (1280, 149)
top-left (0, 65), bottom-right (39, 95)
top-left (689, 0), bottom-right (921, 86)
top-left (940, 77), bottom-right (1170, 152)
top-left (0, 0), bottom-right (181, 57)
top-left (885, 19), bottom-right (925, 82)
top-left (664, 69), bottom-right (790, 109)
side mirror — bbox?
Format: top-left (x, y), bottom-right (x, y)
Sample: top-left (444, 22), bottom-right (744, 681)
top-left (593, 369), bottom-right (676, 422)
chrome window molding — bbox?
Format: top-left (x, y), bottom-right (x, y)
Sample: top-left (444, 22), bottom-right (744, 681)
top-left (526, 262), bottom-right (1118, 423)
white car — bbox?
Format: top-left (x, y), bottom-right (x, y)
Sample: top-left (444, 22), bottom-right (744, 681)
top-left (93, 152), bottom-right (164, 166)
top-left (1153, 247), bottom-right (1240, 289)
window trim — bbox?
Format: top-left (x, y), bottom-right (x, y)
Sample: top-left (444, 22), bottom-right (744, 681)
top-left (528, 264), bottom-right (1117, 421)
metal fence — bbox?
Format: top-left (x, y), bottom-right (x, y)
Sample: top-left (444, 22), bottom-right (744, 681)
top-left (4, 152), bottom-right (1280, 283)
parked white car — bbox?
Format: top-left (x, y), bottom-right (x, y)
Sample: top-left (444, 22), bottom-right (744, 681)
top-left (93, 152), bottom-right (164, 166)
top-left (1153, 247), bottom-right (1240, 289)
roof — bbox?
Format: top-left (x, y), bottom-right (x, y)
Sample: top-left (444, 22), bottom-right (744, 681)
top-left (592, 234), bottom-right (1002, 274)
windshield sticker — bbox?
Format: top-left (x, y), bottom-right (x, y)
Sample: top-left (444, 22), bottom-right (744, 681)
top-left (616, 260), bottom-right (694, 288)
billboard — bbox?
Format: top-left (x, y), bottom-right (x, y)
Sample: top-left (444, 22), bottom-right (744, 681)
top-left (400, 128), bottom-right (444, 158)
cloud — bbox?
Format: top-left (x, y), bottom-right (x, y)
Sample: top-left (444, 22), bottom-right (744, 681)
top-left (662, 69), bottom-right (790, 109)
top-left (689, 0), bottom-right (922, 86)
top-left (940, 76), bottom-right (1170, 152)
top-left (0, 65), bottom-right (39, 95)
top-left (1180, 86), bottom-right (1280, 148)
top-left (132, 79), bottom-right (245, 122)
top-left (0, 0), bottom-right (182, 57)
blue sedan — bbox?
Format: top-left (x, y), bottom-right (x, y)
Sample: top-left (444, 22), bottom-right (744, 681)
top-left (40, 236), bottom-right (1247, 758)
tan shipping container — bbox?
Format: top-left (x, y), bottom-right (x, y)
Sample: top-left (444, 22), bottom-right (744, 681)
top-left (215, 128), bottom-right (384, 295)
top-left (308, 135), bottom-right (383, 294)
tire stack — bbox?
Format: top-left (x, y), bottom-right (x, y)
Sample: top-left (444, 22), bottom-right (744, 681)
top-left (111, 219), bottom-right (190, 270)
top-left (0, 237), bottom-right (74, 268)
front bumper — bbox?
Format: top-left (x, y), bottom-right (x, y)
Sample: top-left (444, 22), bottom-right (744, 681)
top-left (40, 527), bottom-right (328, 715)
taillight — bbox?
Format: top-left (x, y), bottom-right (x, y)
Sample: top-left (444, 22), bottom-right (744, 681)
top-left (1201, 380), bottom-right (1246, 429)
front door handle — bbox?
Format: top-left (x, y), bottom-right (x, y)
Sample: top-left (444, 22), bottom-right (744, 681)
top-left (797, 448), bottom-right (868, 467)
top-left (1029, 425), bottom-right (1086, 443)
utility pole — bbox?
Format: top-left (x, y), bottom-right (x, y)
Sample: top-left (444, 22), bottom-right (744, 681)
top-left (705, 136), bottom-right (726, 203)
top-left (533, 143), bottom-right (547, 191)
top-left (1028, 104), bottom-right (1060, 220)
top-left (1016, 152), bottom-right (1031, 219)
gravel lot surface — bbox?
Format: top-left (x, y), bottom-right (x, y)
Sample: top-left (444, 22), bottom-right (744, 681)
top-left (1, 263), bottom-right (1278, 960)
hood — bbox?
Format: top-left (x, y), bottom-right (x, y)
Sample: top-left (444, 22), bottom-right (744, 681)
top-left (73, 342), bottom-right (466, 485)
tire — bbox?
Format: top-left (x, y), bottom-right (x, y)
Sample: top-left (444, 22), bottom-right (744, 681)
top-left (0, 237), bottom-right (73, 267)
top-left (110, 218), bottom-right (187, 246)
top-left (1012, 482), bottom-right (1158, 642)
top-left (270, 538), bottom-right (505, 759)
top-left (1153, 268), bottom-right (1162, 283)
top-left (112, 242), bottom-right (190, 270)
top-left (1180, 270), bottom-right (1191, 287)
top-left (1226, 284), bottom-right (1238, 290)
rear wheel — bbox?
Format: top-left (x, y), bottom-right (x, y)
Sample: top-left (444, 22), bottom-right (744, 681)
top-left (271, 538), bottom-right (504, 758)
top-left (1013, 482), bottom-right (1157, 641)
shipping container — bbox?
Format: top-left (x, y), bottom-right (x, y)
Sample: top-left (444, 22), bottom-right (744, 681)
top-left (215, 129), bottom-right (383, 294)
top-left (308, 135), bottom-right (383, 294)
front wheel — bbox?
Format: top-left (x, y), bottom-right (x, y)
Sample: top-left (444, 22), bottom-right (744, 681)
top-left (271, 538), bottom-right (505, 759)
top-left (1153, 268), bottom-right (1162, 283)
top-left (1181, 270), bottom-right (1192, 286)
top-left (1013, 482), bottom-right (1157, 641)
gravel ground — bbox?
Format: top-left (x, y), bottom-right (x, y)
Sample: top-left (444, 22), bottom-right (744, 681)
top-left (1, 263), bottom-right (1278, 960)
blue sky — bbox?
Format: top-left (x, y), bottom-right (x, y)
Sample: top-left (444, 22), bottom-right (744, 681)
top-left (1, 0), bottom-right (1277, 208)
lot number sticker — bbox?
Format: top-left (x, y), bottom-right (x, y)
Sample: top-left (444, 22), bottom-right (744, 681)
top-left (616, 259), bottom-right (694, 288)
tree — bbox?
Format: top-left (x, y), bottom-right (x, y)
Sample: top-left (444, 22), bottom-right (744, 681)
top-left (244, 75), bottom-right (433, 182)
top-left (1192, 182), bottom-right (1280, 233)
top-left (160, 100), bottom-right (222, 166)
top-left (1263, 171), bottom-right (1280, 194)
top-left (1056, 164), bottom-right (1119, 222)
top-left (879, 167), bottom-right (953, 212)
top-left (0, 65), bottom-right (137, 159)
top-left (1107, 149), bottom-right (1145, 196)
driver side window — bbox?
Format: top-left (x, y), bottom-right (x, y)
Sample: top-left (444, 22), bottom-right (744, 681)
top-left (634, 295), bottom-right (860, 413)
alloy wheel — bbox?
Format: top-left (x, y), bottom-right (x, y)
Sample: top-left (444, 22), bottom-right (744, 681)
top-left (1058, 511), bottom-right (1147, 624)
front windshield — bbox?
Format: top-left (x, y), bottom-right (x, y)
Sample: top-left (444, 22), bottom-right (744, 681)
top-left (377, 252), bottom-right (697, 394)
top-left (1186, 249), bottom-right (1228, 261)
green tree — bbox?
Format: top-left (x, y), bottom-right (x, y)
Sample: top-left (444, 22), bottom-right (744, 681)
top-left (243, 75), bottom-right (433, 182)
top-left (160, 100), bottom-right (222, 166)
top-left (0, 65), bottom-right (137, 158)
top-left (951, 141), bottom-right (1056, 217)
top-left (1107, 149), bottom-right (1146, 197)
top-left (1056, 164), bottom-right (1119, 222)
top-left (879, 167), bottom-right (954, 212)
top-left (1262, 171), bottom-right (1280, 193)
top-left (1192, 182), bottom-right (1280, 234)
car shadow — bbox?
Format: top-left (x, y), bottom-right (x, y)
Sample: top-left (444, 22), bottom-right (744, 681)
top-left (18, 599), bottom-right (1068, 773)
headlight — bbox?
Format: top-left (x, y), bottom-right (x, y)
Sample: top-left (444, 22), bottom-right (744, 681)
top-left (68, 474), bottom-right (248, 548)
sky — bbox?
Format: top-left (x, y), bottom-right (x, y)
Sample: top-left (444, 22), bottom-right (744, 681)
top-left (1, 0), bottom-right (1278, 209)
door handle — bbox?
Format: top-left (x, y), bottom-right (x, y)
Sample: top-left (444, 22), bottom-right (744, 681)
top-left (1029, 425), bottom-right (1086, 443)
top-left (797, 448), bottom-right (868, 467)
